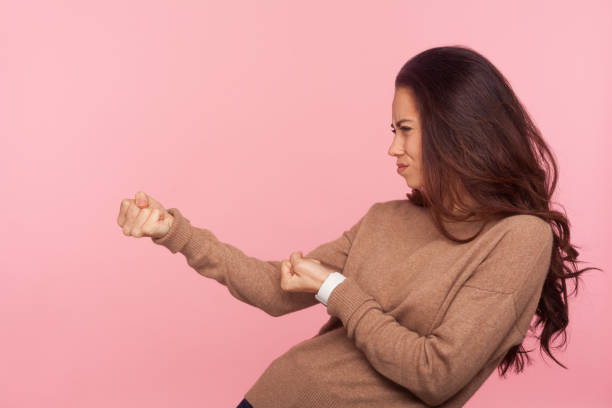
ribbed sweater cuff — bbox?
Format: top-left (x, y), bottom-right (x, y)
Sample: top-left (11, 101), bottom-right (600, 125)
top-left (326, 277), bottom-right (375, 323)
top-left (151, 207), bottom-right (192, 254)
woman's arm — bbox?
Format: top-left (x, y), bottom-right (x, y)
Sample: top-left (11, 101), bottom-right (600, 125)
top-left (150, 206), bottom-right (369, 317)
top-left (324, 216), bottom-right (554, 406)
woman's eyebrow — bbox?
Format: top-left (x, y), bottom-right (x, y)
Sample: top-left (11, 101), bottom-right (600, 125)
top-left (391, 119), bottom-right (414, 128)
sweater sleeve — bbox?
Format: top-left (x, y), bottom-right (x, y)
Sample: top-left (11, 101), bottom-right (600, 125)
top-left (325, 216), bottom-right (554, 406)
top-left (150, 206), bottom-right (368, 317)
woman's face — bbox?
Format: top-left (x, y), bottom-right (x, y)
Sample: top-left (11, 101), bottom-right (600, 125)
top-left (389, 87), bottom-right (425, 190)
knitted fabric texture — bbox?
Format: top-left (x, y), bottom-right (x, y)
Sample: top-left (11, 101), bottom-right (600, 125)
top-left (151, 199), bottom-right (553, 408)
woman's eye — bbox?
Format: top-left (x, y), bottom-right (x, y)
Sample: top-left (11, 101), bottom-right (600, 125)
top-left (391, 127), bottom-right (411, 134)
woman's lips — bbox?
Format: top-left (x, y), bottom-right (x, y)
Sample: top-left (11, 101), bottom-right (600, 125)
top-left (397, 165), bottom-right (409, 174)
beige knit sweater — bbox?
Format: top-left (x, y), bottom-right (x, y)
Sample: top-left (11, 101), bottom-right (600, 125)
top-left (151, 199), bottom-right (553, 407)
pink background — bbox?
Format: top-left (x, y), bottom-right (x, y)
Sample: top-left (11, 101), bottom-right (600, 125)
top-left (1, 1), bottom-right (610, 406)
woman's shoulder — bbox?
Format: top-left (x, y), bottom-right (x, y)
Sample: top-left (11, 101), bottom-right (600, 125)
top-left (497, 213), bottom-right (552, 236)
top-left (368, 200), bottom-right (551, 242)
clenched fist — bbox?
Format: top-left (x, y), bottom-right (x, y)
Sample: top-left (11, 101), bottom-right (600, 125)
top-left (117, 191), bottom-right (174, 238)
top-left (280, 251), bottom-right (334, 294)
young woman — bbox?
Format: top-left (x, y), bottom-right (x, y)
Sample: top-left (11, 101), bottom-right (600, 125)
top-left (118, 45), bottom-right (599, 407)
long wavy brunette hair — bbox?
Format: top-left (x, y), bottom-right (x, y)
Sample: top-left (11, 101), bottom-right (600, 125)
top-left (395, 45), bottom-right (602, 376)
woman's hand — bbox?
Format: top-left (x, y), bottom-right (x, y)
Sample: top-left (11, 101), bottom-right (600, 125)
top-left (280, 251), bottom-right (336, 294)
top-left (117, 191), bottom-right (174, 238)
